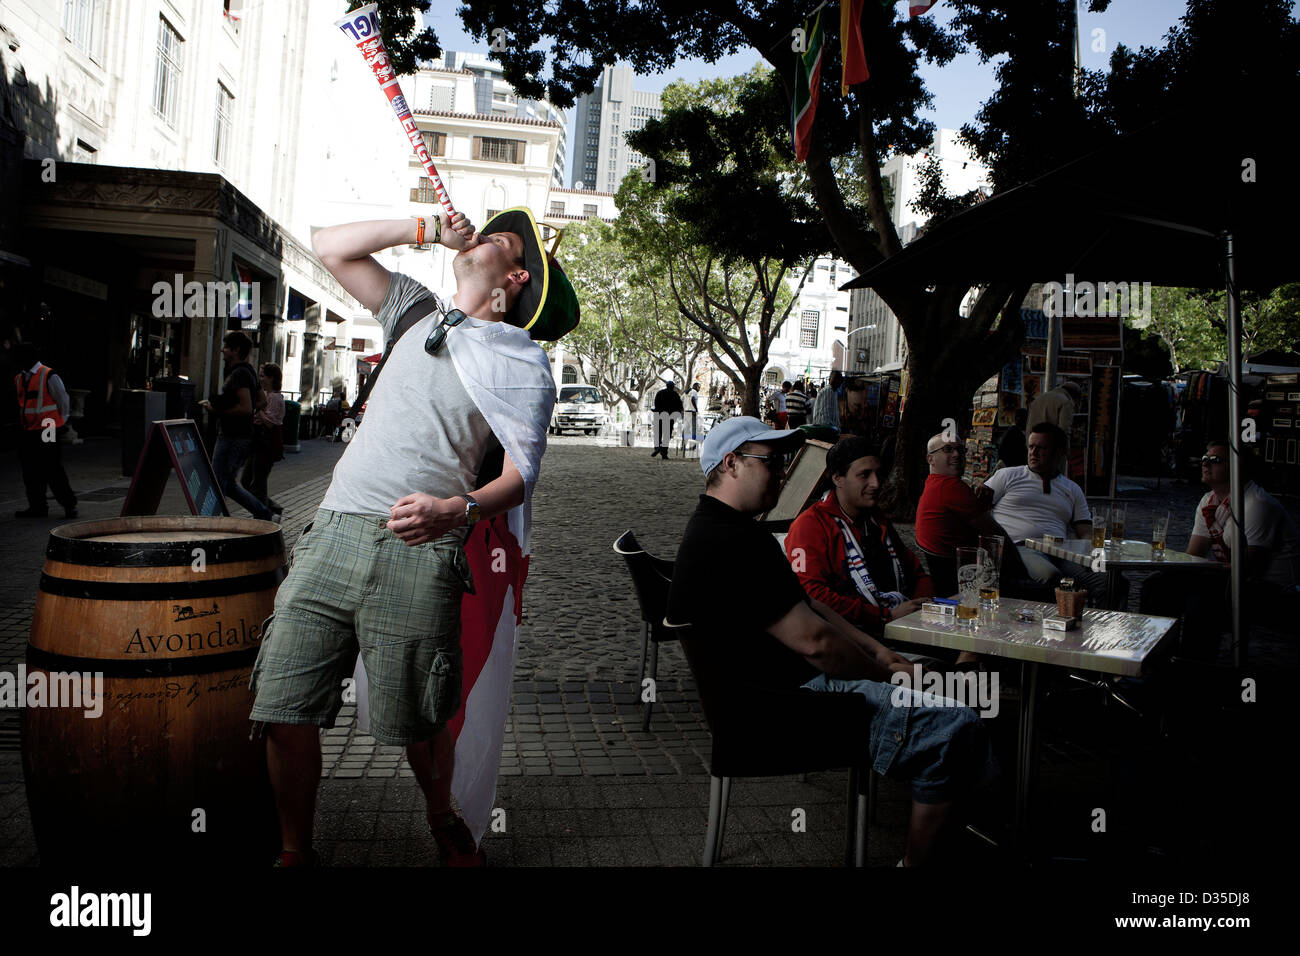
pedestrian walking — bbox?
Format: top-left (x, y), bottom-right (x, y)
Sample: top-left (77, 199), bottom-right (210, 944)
top-left (652, 379), bottom-right (683, 458)
top-left (786, 379), bottom-right (808, 428)
top-left (200, 331), bottom-right (274, 522)
top-left (11, 342), bottom-right (77, 519)
top-left (686, 382), bottom-right (702, 440)
top-left (241, 362), bottom-right (285, 519)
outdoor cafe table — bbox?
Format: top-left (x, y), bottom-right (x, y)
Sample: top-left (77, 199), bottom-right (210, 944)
top-left (1023, 536), bottom-right (1223, 609)
top-left (884, 597), bottom-right (1177, 857)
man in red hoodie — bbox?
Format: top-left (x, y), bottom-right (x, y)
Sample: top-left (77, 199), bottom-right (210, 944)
top-left (784, 436), bottom-right (933, 637)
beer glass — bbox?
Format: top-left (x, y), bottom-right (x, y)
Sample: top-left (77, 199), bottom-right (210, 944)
top-left (1110, 501), bottom-right (1127, 545)
top-left (1151, 510), bottom-right (1170, 559)
top-left (978, 535), bottom-right (1002, 607)
top-left (955, 547), bottom-right (985, 626)
top-left (1091, 502), bottom-right (1109, 550)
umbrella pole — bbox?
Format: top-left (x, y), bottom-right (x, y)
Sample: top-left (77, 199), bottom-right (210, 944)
top-left (1224, 232), bottom-right (1246, 667)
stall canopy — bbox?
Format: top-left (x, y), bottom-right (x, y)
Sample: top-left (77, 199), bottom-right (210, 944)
top-left (841, 106), bottom-right (1297, 666)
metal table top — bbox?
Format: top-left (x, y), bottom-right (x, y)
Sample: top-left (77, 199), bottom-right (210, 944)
top-left (1023, 536), bottom-right (1223, 572)
top-left (884, 597), bottom-right (1177, 677)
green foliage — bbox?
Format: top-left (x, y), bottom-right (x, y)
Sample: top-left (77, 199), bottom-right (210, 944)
top-left (627, 68), bottom-right (829, 265)
top-left (561, 216), bottom-right (714, 412)
top-left (345, 0), bottom-right (440, 75)
top-left (1134, 285), bottom-right (1300, 372)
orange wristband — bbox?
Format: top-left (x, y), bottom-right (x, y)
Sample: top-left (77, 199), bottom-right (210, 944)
top-left (415, 217), bottom-right (426, 246)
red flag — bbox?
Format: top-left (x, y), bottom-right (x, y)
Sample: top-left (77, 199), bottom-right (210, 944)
top-left (841, 0), bottom-right (869, 95)
top-left (909, 0), bottom-right (939, 16)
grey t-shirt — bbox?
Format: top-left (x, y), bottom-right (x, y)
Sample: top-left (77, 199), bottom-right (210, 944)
top-left (320, 273), bottom-right (495, 518)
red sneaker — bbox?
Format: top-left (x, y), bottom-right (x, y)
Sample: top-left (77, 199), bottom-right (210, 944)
top-left (430, 812), bottom-right (486, 867)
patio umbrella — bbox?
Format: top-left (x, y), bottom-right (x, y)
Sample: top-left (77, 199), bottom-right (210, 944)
top-left (841, 107), bottom-right (1297, 665)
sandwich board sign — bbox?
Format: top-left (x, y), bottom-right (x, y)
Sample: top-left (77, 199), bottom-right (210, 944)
top-left (121, 419), bottom-right (229, 517)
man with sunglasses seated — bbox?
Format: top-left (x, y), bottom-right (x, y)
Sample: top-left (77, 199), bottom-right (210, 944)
top-left (1140, 440), bottom-right (1300, 657)
top-left (669, 419), bottom-right (996, 866)
top-left (250, 208), bottom-right (574, 868)
top-left (976, 423), bottom-right (1118, 607)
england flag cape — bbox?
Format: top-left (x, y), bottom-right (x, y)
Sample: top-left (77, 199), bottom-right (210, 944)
top-left (352, 317), bottom-right (554, 843)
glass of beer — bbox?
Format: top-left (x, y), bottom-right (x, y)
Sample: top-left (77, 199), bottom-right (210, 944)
top-left (1151, 510), bottom-right (1170, 559)
top-left (978, 535), bottom-right (1002, 607)
top-left (1110, 501), bottom-right (1127, 546)
top-left (955, 547), bottom-right (985, 626)
top-left (1091, 503), bottom-right (1109, 550)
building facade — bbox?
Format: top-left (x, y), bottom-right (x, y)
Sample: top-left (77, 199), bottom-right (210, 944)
top-left (763, 256), bottom-right (857, 387)
top-left (569, 65), bottom-right (661, 194)
top-left (0, 0), bottom-right (404, 437)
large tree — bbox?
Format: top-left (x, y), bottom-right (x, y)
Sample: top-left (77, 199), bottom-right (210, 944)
top-left (619, 69), bottom-right (827, 416)
top-left (448, 0), bottom-right (1087, 507)
top-left (432, 0), bottom-right (1296, 505)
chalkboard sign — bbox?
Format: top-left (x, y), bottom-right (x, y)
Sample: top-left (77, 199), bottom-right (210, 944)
top-left (121, 419), bottom-right (229, 517)
top-left (760, 440), bottom-right (832, 525)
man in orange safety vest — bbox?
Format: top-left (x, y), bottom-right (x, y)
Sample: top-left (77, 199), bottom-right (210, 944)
top-left (12, 342), bottom-right (77, 519)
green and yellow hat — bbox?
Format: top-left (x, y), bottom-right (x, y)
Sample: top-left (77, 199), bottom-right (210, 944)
top-left (479, 207), bottom-right (580, 341)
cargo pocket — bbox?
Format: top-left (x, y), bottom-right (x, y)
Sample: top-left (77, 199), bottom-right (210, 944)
top-left (248, 614), bottom-right (274, 695)
top-left (421, 649), bottom-right (463, 728)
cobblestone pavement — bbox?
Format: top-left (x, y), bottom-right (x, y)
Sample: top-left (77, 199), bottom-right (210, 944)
top-left (0, 434), bottom-right (1294, 866)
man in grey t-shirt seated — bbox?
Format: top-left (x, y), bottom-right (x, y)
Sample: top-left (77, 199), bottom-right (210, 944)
top-left (249, 208), bottom-right (572, 866)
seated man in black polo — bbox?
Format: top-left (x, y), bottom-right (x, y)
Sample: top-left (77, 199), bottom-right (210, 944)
top-left (667, 417), bottom-right (997, 866)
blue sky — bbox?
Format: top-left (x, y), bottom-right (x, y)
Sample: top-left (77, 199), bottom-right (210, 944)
top-left (426, 1), bottom-right (1190, 184)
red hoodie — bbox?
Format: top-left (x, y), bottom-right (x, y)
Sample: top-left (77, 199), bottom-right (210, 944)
top-left (784, 493), bottom-right (933, 636)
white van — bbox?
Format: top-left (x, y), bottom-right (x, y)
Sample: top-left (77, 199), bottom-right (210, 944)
top-left (550, 385), bottom-right (610, 435)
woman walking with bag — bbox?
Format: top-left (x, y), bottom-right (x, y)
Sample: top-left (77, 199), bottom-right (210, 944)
top-left (242, 362), bottom-right (285, 519)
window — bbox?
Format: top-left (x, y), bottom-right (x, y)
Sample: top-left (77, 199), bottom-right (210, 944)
top-left (63, 0), bottom-right (102, 58)
top-left (410, 181), bottom-right (439, 203)
top-left (800, 310), bottom-right (819, 349)
top-left (473, 136), bottom-right (525, 164)
top-left (549, 201), bottom-right (565, 216)
top-left (420, 131), bottom-right (446, 157)
top-left (223, 0), bottom-right (242, 35)
top-left (153, 16), bottom-right (184, 128)
top-left (485, 209), bottom-right (501, 220)
top-left (583, 204), bottom-right (598, 218)
top-left (214, 83), bottom-right (234, 167)
top-left (73, 139), bottom-right (97, 164)
top-left (561, 365), bottom-right (579, 385)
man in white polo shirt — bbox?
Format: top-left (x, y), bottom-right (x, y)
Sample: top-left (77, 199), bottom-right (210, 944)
top-left (977, 422), bottom-right (1115, 606)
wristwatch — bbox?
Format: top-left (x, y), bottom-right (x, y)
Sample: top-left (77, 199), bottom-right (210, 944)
top-left (461, 494), bottom-right (481, 526)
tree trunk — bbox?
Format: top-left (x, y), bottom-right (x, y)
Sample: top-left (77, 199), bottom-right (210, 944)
top-left (741, 367), bottom-right (764, 418)
top-left (884, 285), bottom-right (1029, 518)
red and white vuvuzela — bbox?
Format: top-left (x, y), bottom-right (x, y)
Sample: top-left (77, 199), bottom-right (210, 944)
top-left (336, 3), bottom-right (458, 222)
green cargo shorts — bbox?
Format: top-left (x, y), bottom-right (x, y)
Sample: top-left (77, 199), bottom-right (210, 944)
top-left (249, 508), bottom-right (475, 745)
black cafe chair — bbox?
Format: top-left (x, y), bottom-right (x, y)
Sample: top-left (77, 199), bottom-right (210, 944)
top-left (662, 619), bottom-right (878, 867)
top-left (612, 530), bottom-right (679, 731)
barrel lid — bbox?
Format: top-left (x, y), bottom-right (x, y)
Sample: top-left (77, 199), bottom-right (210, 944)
top-left (47, 517), bottom-right (283, 567)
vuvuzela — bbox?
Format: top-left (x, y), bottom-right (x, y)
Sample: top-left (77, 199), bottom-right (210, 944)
top-left (335, 3), bottom-right (458, 221)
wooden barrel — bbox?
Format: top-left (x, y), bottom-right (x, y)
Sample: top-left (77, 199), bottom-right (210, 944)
top-left (21, 516), bottom-right (285, 864)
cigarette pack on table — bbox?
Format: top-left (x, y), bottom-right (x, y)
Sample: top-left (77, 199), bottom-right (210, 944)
top-left (1042, 615), bottom-right (1079, 631)
top-left (922, 602), bottom-right (956, 618)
